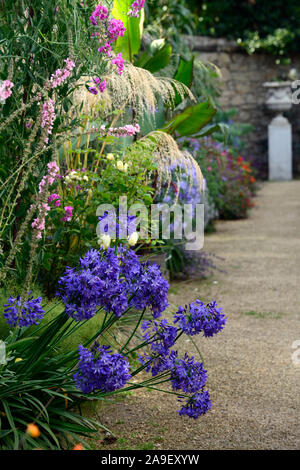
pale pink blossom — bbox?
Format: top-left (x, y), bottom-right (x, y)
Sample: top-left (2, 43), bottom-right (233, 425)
top-left (0, 80), bottom-right (14, 102)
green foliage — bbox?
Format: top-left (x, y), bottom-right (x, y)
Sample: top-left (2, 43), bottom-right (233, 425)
top-left (137, 44), bottom-right (172, 73)
top-left (162, 102), bottom-right (216, 136)
top-left (147, 0), bottom-right (300, 59)
top-left (181, 137), bottom-right (257, 220)
top-left (0, 0), bottom-right (109, 283)
top-left (240, 29), bottom-right (295, 64)
top-left (112, 0), bottom-right (144, 61)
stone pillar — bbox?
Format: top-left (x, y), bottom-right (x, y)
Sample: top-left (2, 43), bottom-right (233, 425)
top-left (268, 115), bottom-right (292, 181)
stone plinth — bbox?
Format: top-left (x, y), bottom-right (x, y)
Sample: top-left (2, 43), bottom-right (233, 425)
top-left (268, 115), bottom-right (292, 181)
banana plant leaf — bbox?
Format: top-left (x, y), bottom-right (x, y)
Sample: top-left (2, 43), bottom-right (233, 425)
top-left (112, 0), bottom-right (144, 62)
top-left (137, 44), bottom-right (172, 73)
top-left (161, 102), bottom-right (217, 136)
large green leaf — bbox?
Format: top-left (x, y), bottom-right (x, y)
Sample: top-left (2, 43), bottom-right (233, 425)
top-left (174, 56), bottom-right (194, 88)
top-left (161, 102), bottom-right (217, 136)
top-left (139, 44), bottom-right (172, 73)
top-left (112, 0), bottom-right (144, 62)
top-left (193, 122), bottom-right (230, 141)
top-left (172, 56), bottom-right (194, 106)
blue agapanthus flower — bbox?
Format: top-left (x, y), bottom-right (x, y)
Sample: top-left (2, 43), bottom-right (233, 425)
top-left (170, 353), bottom-right (208, 394)
top-left (57, 246), bottom-right (169, 321)
top-left (178, 390), bottom-right (212, 419)
top-left (73, 343), bottom-right (131, 394)
top-left (3, 294), bottom-right (45, 328)
top-left (174, 299), bottom-right (226, 337)
top-left (141, 318), bottom-right (177, 356)
top-left (131, 262), bottom-right (169, 318)
top-left (97, 210), bottom-right (137, 238)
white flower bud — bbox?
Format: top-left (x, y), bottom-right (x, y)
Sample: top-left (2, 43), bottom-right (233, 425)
top-left (128, 231), bottom-right (139, 246)
top-left (98, 234), bottom-right (111, 249)
top-left (116, 160), bottom-right (124, 171)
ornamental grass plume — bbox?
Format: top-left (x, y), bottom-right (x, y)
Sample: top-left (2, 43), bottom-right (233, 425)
top-left (74, 61), bottom-right (195, 121)
top-left (136, 131), bottom-right (204, 198)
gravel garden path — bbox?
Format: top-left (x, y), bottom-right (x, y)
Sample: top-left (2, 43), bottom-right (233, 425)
top-left (95, 181), bottom-right (300, 450)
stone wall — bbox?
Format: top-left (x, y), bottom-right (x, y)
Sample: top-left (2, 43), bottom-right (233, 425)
top-left (184, 36), bottom-right (300, 178)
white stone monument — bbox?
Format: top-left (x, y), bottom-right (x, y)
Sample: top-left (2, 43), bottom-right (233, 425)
top-left (264, 82), bottom-right (292, 181)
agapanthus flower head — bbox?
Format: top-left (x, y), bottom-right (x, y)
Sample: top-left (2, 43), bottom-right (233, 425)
top-left (141, 318), bottom-right (177, 358)
top-left (174, 299), bottom-right (226, 337)
top-left (57, 246), bottom-right (169, 321)
top-left (178, 390), bottom-right (212, 419)
top-left (131, 262), bottom-right (169, 318)
top-left (170, 353), bottom-right (207, 394)
top-left (3, 294), bottom-right (45, 328)
top-left (97, 210), bottom-right (137, 239)
top-left (74, 343), bottom-right (131, 394)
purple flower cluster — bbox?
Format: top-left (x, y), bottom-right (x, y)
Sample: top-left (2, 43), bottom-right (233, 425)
top-left (89, 4), bottom-right (125, 80)
top-left (89, 77), bottom-right (107, 95)
top-left (3, 294), bottom-right (45, 328)
top-left (97, 210), bottom-right (137, 238)
top-left (139, 329), bottom-right (212, 419)
top-left (170, 353), bottom-right (207, 394)
top-left (128, 0), bottom-right (145, 17)
top-left (174, 300), bottom-right (226, 337)
top-left (139, 319), bottom-right (177, 375)
top-left (74, 343), bottom-right (131, 394)
top-left (132, 263), bottom-right (169, 318)
top-left (138, 296), bottom-right (227, 418)
top-left (57, 246), bottom-right (169, 321)
top-left (178, 391), bottom-right (212, 419)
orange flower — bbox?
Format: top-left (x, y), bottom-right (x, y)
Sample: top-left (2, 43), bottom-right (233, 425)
top-left (237, 156), bottom-right (243, 164)
top-left (250, 176), bottom-right (256, 183)
top-left (73, 443), bottom-right (84, 450)
top-left (26, 423), bottom-right (40, 438)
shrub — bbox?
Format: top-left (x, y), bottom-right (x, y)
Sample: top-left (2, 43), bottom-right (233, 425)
top-left (179, 137), bottom-right (257, 220)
